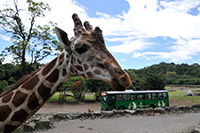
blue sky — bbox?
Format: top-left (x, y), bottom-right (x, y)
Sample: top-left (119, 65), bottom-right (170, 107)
top-left (0, 0), bottom-right (200, 69)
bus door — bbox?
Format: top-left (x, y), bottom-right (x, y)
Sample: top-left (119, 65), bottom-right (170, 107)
top-left (135, 94), bottom-right (145, 109)
top-left (108, 95), bottom-right (116, 110)
top-left (144, 93), bottom-right (153, 108)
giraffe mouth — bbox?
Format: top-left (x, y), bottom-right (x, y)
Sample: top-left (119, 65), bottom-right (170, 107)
top-left (110, 72), bottom-right (131, 91)
top-left (110, 77), bottom-right (126, 91)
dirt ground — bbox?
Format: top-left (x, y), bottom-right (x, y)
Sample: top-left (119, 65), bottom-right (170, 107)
top-left (37, 100), bottom-right (195, 114)
top-left (34, 113), bottom-right (200, 133)
top-left (37, 102), bottom-right (101, 114)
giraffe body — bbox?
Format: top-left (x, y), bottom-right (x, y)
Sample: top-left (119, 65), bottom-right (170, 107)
top-left (0, 14), bottom-right (131, 133)
top-left (0, 52), bottom-right (71, 132)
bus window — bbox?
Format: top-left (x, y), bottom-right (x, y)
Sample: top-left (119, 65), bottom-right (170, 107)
top-left (123, 94), bottom-right (127, 101)
top-left (165, 92), bottom-right (168, 98)
top-left (109, 95), bottom-right (116, 101)
top-left (152, 93), bottom-right (159, 99)
top-left (126, 94), bottom-right (131, 101)
top-left (162, 92), bottom-right (168, 99)
top-left (116, 94), bottom-right (123, 101)
top-left (158, 92), bottom-right (164, 99)
top-left (123, 94), bottom-right (130, 101)
top-left (146, 93), bottom-right (152, 100)
top-left (130, 94), bottom-right (136, 100)
top-left (137, 94), bottom-right (144, 100)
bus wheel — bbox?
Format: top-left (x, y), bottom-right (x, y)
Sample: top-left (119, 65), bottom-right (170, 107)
top-left (118, 106), bottom-right (125, 110)
top-left (149, 104), bottom-right (156, 109)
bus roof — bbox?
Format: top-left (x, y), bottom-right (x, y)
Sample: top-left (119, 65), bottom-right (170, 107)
top-left (106, 90), bottom-right (168, 95)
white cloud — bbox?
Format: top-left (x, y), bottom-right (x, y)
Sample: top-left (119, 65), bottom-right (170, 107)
top-left (3, 56), bottom-right (13, 64)
top-left (122, 0), bottom-right (200, 39)
top-left (132, 38), bottom-right (200, 62)
top-left (0, 34), bottom-right (10, 42)
top-left (40, 0), bottom-right (88, 37)
top-left (1, 0), bottom-right (200, 64)
top-left (103, 0), bottom-right (200, 62)
top-left (108, 38), bottom-right (153, 54)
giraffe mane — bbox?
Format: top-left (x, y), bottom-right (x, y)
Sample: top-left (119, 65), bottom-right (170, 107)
top-left (0, 68), bottom-right (41, 98)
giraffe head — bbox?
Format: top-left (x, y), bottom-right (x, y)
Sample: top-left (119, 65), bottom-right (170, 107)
top-left (55, 13), bottom-right (131, 91)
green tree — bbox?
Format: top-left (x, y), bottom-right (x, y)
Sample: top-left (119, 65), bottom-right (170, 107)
top-left (175, 64), bottom-right (187, 75)
top-left (0, 0), bottom-right (61, 75)
top-left (72, 80), bottom-right (84, 101)
top-left (185, 67), bottom-right (198, 77)
top-left (0, 80), bottom-right (8, 94)
top-left (57, 75), bottom-right (87, 101)
top-left (8, 77), bottom-right (16, 85)
top-left (166, 71), bottom-right (177, 84)
top-left (0, 65), bottom-right (5, 80)
top-left (141, 69), bottom-right (166, 90)
top-left (3, 63), bottom-right (18, 80)
top-left (86, 79), bottom-right (110, 101)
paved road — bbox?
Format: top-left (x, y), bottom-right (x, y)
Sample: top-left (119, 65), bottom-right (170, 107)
top-left (34, 113), bottom-right (200, 133)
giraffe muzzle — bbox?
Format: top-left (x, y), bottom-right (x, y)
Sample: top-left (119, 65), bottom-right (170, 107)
top-left (110, 72), bottom-right (131, 91)
top-left (118, 72), bottom-right (131, 88)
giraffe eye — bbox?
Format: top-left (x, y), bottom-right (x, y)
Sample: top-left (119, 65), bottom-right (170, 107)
top-left (75, 44), bottom-right (89, 54)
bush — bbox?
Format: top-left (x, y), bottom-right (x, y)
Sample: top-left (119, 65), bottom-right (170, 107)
top-left (0, 80), bottom-right (8, 94)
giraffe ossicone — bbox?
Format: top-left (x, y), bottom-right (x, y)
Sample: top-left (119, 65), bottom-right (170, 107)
top-left (0, 13), bottom-right (131, 132)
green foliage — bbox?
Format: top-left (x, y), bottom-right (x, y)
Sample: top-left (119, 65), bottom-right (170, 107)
top-left (126, 68), bottom-right (166, 90)
top-left (27, 0), bottom-right (51, 17)
top-left (86, 79), bottom-right (110, 92)
top-left (58, 75), bottom-right (84, 91)
top-left (85, 79), bottom-right (110, 101)
top-left (0, 65), bottom-right (5, 80)
top-left (0, 0), bottom-right (61, 75)
top-left (8, 77), bottom-right (16, 85)
top-left (140, 69), bottom-right (166, 90)
top-left (56, 74), bottom-right (111, 101)
top-left (48, 92), bottom-right (95, 103)
top-left (126, 62), bottom-right (200, 88)
top-left (3, 63), bottom-right (18, 80)
top-left (0, 80), bottom-right (8, 94)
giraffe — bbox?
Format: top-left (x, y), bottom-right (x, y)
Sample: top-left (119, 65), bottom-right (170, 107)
top-left (0, 13), bottom-right (131, 133)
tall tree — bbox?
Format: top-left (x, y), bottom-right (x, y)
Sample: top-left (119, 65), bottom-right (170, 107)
top-left (141, 69), bottom-right (166, 90)
top-left (0, 65), bottom-right (5, 80)
top-left (86, 79), bottom-right (110, 101)
top-left (0, 0), bottom-right (61, 75)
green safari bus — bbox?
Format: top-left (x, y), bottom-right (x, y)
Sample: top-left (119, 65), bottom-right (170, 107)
top-left (101, 90), bottom-right (169, 110)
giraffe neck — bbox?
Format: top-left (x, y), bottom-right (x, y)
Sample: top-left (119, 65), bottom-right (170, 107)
top-left (0, 51), bottom-right (72, 133)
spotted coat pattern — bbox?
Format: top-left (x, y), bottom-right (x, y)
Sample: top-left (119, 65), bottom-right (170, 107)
top-left (0, 52), bottom-right (71, 132)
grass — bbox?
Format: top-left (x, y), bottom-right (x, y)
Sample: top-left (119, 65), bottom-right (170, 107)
top-left (48, 92), bottom-right (95, 103)
top-left (48, 89), bottom-right (200, 106)
top-left (169, 90), bottom-right (186, 96)
top-left (168, 90), bottom-right (200, 106)
top-left (48, 94), bottom-right (59, 102)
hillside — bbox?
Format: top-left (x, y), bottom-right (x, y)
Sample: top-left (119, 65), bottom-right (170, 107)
top-left (125, 62), bottom-right (200, 90)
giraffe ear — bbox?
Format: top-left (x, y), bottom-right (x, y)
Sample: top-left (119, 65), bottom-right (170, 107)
top-left (55, 27), bottom-right (72, 54)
